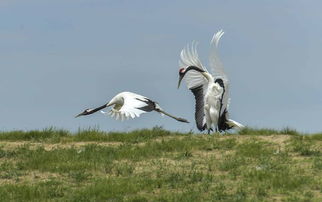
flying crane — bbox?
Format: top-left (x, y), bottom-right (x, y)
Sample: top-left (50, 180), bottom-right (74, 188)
top-left (76, 91), bottom-right (189, 123)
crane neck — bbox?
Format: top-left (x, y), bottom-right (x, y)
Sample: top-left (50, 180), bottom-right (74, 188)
top-left (201, 72), bottom-right (214, 83)
top-left (183, 66), bottom-right (214, 83)
top-left (91, 104), bottom-right (108, 114)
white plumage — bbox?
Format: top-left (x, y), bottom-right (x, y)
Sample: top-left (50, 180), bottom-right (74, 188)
top-left (178, 30), bottom-right (243, 133)
top-left (179, 41), bottom-right (208, 89)
top-left (101, 92), bottom-right (159, 121)
top-left (76, 91), bottom-right (189, 123)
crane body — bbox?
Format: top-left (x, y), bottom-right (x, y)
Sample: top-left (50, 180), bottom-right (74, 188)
top-left (76, 92), bottom-right (189, 123)
top-left (177, 30), bottom-right (243, 133)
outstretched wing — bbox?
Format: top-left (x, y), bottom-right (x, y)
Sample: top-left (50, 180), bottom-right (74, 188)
top-left (101, 92), bottom-right (155, 121)
top-left (179, 41), bottom-right (208, 89)
top-left (209, 30), bottom-right (230, 116)
top-left (179, 41), bottom-right (208, 131)
top-left (209, 30), bottom-right (228, 84)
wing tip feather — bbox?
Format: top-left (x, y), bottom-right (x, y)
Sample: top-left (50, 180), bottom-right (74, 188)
top-left (211, 29), bottom-right (224, 47)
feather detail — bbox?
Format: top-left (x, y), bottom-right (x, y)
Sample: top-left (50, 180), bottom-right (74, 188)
top-left (209, 29), bottom-right (228, 83)
top-left (179, 41), bottom-right (208, 90)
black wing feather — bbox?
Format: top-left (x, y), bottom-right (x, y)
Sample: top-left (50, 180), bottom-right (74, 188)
top-left (190, 85), bottom-right (206, 131)
top-left (135, 98), bottom-right (156, 112)
top-left (217, 109), bottom-right (233, 132)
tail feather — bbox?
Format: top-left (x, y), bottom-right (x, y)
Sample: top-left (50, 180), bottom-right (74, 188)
top-left (226, 119), bottom-right (244, 129)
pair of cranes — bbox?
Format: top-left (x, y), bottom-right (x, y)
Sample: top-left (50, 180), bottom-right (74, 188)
top-left (76, 30), bottom-right (243, 133)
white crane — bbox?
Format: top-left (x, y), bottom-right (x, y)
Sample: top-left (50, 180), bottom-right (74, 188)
top-left (76, 91), bottom-right (189, 123)
top-left (177, 30), bottom-right (243, 133)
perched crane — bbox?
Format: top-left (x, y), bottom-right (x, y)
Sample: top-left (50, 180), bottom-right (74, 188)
top-left (76, 91), bottom-right (189, 123)
top-left (177, 30), bottom-right (243, 133)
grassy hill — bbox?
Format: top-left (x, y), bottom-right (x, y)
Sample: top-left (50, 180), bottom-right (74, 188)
top-left (0, 127), bottom-right (321, 201)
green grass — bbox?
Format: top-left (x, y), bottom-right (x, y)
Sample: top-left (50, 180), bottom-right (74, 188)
top-left (0, 126), bottom-right (184, 143)
top-left (0, 127), bottom-right (321, 201)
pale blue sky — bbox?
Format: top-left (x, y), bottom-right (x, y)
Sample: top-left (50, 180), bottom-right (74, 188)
top-left (1, 1), bottom-right (321, 133)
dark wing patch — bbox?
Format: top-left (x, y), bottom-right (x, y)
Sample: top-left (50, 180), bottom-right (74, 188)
top-left (217, 109), bottom-right (233, 132)
top-left (215, 78), bottom-right (226, 117)
top-left (190, 85), bottom-right (206, 131)
top-left (215, 78), bottom-right (232, 132)
top-left (135, 98), bottom-right (156, 112)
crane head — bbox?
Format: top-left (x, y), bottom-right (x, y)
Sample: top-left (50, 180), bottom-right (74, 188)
top-left (178, 66), bottom-right (205, 88)
top-left (75, 108), bottom-right (94, 118)
top-left (177, 67), bottom-right (186, 88)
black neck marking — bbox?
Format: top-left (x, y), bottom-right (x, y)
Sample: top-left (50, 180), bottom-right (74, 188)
top-left (90, 104), bottom-right (107, 114)
top-left (180, 66), bottom-right (205, 77)
top-left (185, 66), bottom-right (205, 73)
top-left (215, 78), bottom-right (224, 88)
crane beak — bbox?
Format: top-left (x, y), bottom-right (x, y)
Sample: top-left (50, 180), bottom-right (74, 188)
top-left (177, 76), bottom-right (184, 89)
top-left (75, 113), bottom-right (82, 118)
top-left (75, 112), bottom-right (86, 118)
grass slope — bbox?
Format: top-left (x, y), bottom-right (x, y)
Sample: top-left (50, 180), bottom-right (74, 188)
top-left (0, 127), bottom-right (321, 201)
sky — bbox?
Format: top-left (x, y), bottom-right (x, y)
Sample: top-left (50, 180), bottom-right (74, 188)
top-left (1, 0), bottom-right (322, 133)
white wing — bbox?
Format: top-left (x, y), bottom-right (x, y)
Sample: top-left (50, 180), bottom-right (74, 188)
top-left (209, 30), bottom-right (228, 83)
top-left (101, 92), bottom-right (151, 121)
top-left (179, 41), bottom-right (208, 89)
top-left (209, 30), bottom-right (230, 116)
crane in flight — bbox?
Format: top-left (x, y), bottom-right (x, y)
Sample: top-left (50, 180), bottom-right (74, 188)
top-left (177, 30), bottom-right (243, 133)
top-left (76, 91), bottom-right (189, 123)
